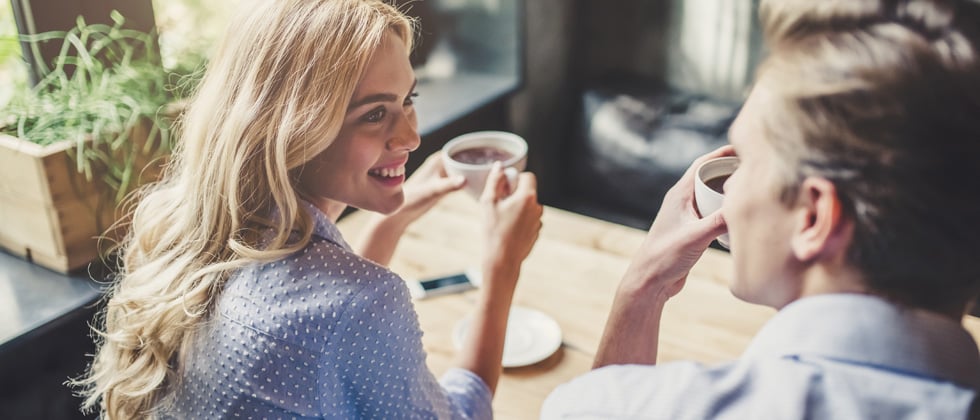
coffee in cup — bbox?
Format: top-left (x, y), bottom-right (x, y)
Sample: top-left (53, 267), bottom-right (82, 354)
top-left (442, 131), bottom-right (528, 199)
top-left (449, 147), bottom-right (515, 165)
top-left (703, 173), bottom-right (729, 194)
top-left (694, 156), bottom-right (739, 249)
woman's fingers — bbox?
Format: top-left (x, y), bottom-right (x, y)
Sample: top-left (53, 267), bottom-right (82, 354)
top-left (479, 162), bottom-right (507, 204)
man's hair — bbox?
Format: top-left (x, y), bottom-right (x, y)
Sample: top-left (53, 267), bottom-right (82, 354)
top-left (757, 0), bottom-right (980, 313)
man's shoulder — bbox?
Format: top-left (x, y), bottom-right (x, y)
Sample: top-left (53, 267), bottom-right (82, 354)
top-left (542, 355), bottom-right (979, 419)
top-left (541, 360), bottom-right (744, 419)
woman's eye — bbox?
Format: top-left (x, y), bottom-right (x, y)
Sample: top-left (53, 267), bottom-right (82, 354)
top-left (362, 106), bottom-right (386, 123)
top-left (404, 91), bottom-right (419, 107)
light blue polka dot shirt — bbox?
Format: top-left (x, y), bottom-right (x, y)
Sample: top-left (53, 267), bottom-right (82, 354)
top-left (162, 202), bottom-right (493, 419)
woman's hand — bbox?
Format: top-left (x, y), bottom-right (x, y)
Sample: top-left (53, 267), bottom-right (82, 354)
top-left (479, 162), bottom-right (543, 290)
top-left (392, 152), bottom-right (466, 226)
top-left (456, 162), bottom-right (543, 394)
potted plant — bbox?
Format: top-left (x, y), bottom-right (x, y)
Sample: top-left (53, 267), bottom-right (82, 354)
top-left (0, 11), bottom-right (201, 273)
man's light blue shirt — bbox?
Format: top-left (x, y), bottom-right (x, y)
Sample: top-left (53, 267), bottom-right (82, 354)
top-left (542, 294), bottom-right (980, 419)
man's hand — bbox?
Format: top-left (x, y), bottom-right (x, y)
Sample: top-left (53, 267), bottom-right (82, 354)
top-left (621, 145), bottom-right (734, 299)
top-left (593, 145), bottom-right (734, 368)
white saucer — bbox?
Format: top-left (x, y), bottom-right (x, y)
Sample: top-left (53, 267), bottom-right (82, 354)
top-left (452, 306), bottom-right (563, 368)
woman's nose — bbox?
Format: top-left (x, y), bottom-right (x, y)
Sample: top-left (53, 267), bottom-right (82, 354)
top-left (386, 111), bottom-right (420, 152)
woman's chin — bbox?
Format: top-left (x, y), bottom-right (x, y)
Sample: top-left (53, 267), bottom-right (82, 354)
top-left (366, 193), bottom-right (405, 215)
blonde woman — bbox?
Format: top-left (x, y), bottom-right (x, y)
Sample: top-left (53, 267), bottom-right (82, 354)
top-left (73, 0), bottom-right (543, 418)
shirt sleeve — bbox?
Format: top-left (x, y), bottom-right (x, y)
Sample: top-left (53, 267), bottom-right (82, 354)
top-left (319, 264), bottom-right (492, 420)
top-left (439, 368), bottom-right (494, 418)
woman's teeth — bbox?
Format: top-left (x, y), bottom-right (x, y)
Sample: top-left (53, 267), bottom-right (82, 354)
top-left (369, 166), bottom-right (405, 178)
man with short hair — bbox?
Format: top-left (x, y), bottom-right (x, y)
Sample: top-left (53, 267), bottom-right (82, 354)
top-left (542, 0), bottom-right (980, 418)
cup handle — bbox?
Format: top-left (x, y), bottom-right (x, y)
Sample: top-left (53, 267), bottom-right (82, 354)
top-left (504, 167), bottom-right (519, 193)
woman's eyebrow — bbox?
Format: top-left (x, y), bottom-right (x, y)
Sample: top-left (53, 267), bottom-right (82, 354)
top-left (348, 92), bottom-right (398, 110)
top-left (348, 79), bottom-right (418, 111)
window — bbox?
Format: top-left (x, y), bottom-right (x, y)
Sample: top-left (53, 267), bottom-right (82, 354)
top-left (157, 0), bottom-right (525, 136)
top-left (398, 0), bottom-right (523, 135)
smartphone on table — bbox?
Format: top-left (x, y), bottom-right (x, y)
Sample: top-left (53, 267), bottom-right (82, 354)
top-left (408, 269), bottom-right (481, 299)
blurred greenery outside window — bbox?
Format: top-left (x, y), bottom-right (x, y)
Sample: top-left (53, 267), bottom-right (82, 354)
top-left (0, 0), bottom-right (28, 107)
top-left (151, 0), bottom-right (238, 70)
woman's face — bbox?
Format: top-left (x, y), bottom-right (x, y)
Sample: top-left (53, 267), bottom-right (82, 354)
top-left (299, 34), bottom-right (419, 215)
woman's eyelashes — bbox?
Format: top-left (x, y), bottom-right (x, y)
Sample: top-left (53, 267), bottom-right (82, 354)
top-left (404, 91), bottom-right (418, 107)
top-left (361, 106), bottom-right (387, 123)
top-left (360, 92), bottom-right (417, 123)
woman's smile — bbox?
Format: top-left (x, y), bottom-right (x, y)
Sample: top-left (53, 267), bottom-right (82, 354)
top-left (368, 162), bottom-right (407, 187)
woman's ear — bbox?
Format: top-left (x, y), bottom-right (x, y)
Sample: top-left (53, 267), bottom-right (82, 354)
top-left (790, 178), bottom-right (852, 262)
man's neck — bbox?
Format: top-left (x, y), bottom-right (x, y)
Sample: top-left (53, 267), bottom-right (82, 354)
top-left (795, 262), bottom-right (969, 321)
top-left (796, 263), bottom-right (868, 301)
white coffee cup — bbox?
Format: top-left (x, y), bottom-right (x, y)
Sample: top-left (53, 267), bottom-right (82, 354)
top-left (694, 156), bottom-right (739, 249)
top-left (442, 131), bottom-right (528, 199)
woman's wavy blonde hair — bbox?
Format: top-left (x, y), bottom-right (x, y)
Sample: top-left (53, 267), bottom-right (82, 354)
top-left (72, 1), bottom-right (413, 418)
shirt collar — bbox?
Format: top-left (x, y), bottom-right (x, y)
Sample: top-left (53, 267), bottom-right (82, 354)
top-left (300, 199), bottom-right (353, 252)
top-left (742, 293), bottom-right (980, 388)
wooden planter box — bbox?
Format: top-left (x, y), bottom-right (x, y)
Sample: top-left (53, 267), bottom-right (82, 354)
top-left (0, 126), bottom-right (163, 273)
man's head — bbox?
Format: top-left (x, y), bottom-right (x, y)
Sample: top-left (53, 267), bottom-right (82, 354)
top-left (725, 0), bottom-right (980, 314)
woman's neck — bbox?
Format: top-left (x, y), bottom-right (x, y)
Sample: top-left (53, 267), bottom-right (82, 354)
top-left (307, 197), bottom-right (347, 223)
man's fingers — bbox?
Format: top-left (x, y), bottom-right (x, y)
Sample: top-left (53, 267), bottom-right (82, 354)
top-left (689, 208), bottom-right (727, 245)
top-left (680, 145), bottom-right (736, 184)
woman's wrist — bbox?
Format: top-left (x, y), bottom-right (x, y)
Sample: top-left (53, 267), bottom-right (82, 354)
top-left (479, 257), bottom-right (521, 298)
top-left (372, 210), bottom-right (412, 232)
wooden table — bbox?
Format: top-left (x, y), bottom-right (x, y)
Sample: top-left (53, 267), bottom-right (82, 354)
top-left (337, 192), bottom-right (980, 420)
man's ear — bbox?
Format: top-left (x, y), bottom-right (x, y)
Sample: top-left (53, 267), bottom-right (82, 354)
top-left (790, 178), bottom-right (852, 262)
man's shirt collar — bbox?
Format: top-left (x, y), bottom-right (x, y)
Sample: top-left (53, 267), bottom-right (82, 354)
top-left (743, 293), bottom-right (980, 388)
